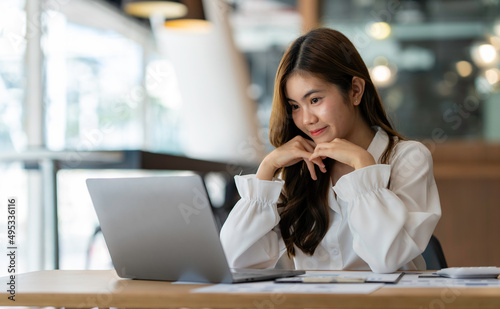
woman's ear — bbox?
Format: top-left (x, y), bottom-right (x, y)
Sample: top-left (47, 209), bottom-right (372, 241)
top-left (351, 77), bottom-right (365, 106)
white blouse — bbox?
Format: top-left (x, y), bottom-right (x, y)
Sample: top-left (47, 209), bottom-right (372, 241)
top-left (220, 128), bottom-right (442, 273)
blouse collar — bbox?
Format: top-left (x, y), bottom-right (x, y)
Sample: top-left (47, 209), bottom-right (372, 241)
top-left (366, 126), bottom-right (390, 164)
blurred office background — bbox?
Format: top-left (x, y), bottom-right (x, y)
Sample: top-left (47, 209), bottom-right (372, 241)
top-left (0, 0), bottom-right (499, 274)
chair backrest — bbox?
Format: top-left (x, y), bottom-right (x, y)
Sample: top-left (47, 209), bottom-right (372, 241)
top-left (422, 235), bottom-right (448, 270)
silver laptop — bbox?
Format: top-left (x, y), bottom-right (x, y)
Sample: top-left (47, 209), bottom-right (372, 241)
top-left (86, 174), bottom-right (304, 283)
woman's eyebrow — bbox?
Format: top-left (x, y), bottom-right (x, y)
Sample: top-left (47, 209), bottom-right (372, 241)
top-left (286, 89), bottom-right (321, 102)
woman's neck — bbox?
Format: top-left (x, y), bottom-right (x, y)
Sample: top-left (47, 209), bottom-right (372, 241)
top-left (347, 117), bottom-right (376, 150)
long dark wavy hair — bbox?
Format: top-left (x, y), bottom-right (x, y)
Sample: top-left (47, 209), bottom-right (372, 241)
top-left (269, 28), bottom-right (405, 257)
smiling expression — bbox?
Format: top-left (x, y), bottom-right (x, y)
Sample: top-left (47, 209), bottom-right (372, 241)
top-left (285, 73), bottom-right (358, 144)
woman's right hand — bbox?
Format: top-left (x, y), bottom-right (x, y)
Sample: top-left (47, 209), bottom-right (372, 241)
top-left (256, 136), bottom-right (327, 181)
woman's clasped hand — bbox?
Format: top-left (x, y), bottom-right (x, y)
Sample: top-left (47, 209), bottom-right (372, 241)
top-left (258, 136), bottom-right (376, 181)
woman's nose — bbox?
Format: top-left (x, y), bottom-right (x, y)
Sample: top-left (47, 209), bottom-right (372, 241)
top-left (302, 108), bottom-right (318, 125)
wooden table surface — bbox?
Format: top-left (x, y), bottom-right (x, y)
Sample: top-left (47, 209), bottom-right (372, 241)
top-left (0, 270), bottom-right (499, 308)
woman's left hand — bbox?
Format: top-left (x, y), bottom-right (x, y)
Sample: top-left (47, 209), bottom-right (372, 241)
top-left (309, 138), bottom-right (376, 170)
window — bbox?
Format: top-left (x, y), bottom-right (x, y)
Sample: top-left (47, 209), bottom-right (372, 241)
top-left (45, 14), bottom-right (145, 151)
top-left (0, 0), bottom-right (25, 151)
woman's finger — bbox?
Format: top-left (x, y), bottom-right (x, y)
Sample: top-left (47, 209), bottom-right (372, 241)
top-left (310, 148), bottom-right (328, 162)
top-left (304, 159), bottom-right (318, 180)
top-left (304, 138), bottom-right (317, 149)
top-left (295, 139), bottom-right (326, 170)
top-left (299, 138), bottom-right (316, 153)
top-left (311, 157), bottom-right (327, 173)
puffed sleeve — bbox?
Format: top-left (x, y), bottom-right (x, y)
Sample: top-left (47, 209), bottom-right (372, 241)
top-left (333, 141), bottom-right (441, 273)
top-left (220, 174), bottom-right (286, 269)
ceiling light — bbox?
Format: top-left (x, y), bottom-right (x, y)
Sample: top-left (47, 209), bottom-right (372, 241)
top-left (479, 44), bottom-right (497, 63)
top-left (370, 64), bottom-right (397, 87)
top-left (122, 0), bottom-right (188, 19)
top-left (485, 68), bottom-right (500, 85)
top-left (456, 61), bottom-right (473, 78)
top-left (164, 19), bottom-right (212, 32)
top-left (471, 43), bottom-right (498, 67)
top-left (369, 22), bottom-right (391, 40)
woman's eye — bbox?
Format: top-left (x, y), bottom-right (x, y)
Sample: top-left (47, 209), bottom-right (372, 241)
top-left (290, 104), bottom-right (299, 110)
top-left (311, 97), bottom-right (320, 104)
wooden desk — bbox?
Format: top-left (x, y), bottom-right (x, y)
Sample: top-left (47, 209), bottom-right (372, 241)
top-left (0, 270), bottom-right (499, 308)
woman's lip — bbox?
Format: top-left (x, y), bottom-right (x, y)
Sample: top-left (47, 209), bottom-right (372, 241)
top-left (310, 127), bottom-right (327, 136)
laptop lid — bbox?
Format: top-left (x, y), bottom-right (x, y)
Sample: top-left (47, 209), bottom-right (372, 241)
top-left (86, 174), bottom-right (302, 283)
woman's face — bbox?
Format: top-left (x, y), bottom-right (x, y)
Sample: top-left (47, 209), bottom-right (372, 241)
top-left (285, 73), bottom-right (357, 144)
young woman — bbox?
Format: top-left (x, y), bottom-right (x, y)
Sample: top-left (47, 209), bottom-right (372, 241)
top-left (220, 28), bottom-right (441, 273)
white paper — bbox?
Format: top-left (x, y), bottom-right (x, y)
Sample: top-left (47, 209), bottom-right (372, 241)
top-left (304, 271), bottom-right (403, 283)
top-left (394, 273), bottom-right (500, 288)
top-left (192, 282), bottom-right (383, 294)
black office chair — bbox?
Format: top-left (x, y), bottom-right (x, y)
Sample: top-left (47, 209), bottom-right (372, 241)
top-left (422, 235), bottom-right (448, 270)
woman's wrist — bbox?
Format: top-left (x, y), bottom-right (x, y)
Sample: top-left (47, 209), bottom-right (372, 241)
top-left (256, 155), bottom-right (278, 181)
top-left (354, 152), bottom-right (376, 170)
